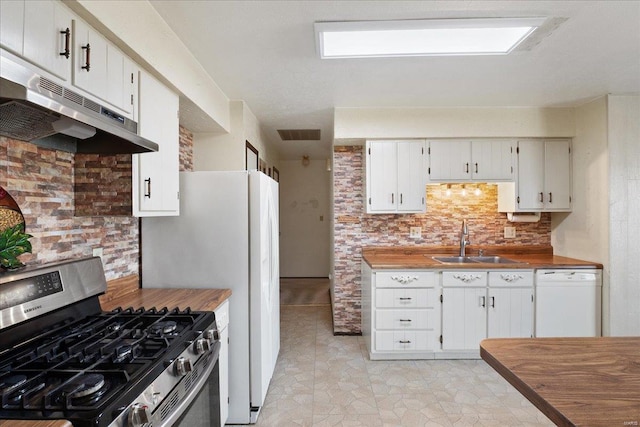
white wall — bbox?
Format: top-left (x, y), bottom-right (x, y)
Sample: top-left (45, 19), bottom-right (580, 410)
top-left (279, 159), bottom-right (331, 277)
top-left (194, 101), bottom-right (279, 171)
top-left (551, 96), bottom-right (610, 332)
top-left (608, 95), bottom-right (640, 336)
top-left (334, 107), bottom-right (576, 141)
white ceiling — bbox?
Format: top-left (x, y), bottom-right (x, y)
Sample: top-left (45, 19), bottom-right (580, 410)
top-left (148, 0), bottom-right (640, 160)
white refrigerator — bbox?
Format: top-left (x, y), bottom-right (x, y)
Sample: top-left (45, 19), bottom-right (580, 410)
top-left (141, 171), bottom-right (280, 424)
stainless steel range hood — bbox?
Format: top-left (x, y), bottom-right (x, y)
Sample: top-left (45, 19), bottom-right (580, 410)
top-left (0, 54), bottom-right (158, 154)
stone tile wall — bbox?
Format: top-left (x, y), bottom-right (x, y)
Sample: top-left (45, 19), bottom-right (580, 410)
top-left (179, 126), bottom-right (194, 172)
top-left (1, 137), bottom-right (138, 280)
top-left (332, 145), bottom-right (551, 333)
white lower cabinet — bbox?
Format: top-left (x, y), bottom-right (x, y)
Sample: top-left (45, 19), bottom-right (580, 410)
top-left (440, 270), bottom-right (533, 358)
top-left (362, 264), bottom-right (439, 360)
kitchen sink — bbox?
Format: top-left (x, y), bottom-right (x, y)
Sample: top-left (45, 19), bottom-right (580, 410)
top-left (432, 256), bottom-right (479, 264)
top-left (467, 256), bottom-right (521, 264)
top-left (431, 256), bottom-right (522, 264)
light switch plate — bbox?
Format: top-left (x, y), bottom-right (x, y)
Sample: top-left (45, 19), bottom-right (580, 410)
top-left (92, 247), bottom-right (103, 259)
top-left (409, 227), bottom-right (422, 238)
top-left (504, 227), bottom-right (516, 239)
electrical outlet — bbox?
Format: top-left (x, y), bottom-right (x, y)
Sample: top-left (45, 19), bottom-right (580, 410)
top-left (92, 247), bottom-right (103, 259)
top-left (409, 227), bottom-right (422, 238)
top-left (504, 227), bottom-right (516, 239)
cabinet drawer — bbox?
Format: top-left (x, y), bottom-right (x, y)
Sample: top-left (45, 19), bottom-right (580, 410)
top-left (375, 271), bottom-right (436, 288)
top-left (375, 309), bottom-right (434, 330)
top-left (374, 331), bottom-right (435, 351)
top-left (375, 288), bottom-right (433, 308)
top-left (442, 271), bottom-right (487, 287)
top-left (489, 271), bottom-right (533, 287)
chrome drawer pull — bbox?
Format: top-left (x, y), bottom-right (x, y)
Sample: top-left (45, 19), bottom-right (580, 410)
top-left (499, 273), bottom-right (524, 282)
top-left (390, 275), bottom-right (419, 284)
top-left (452, 273), bottom-right (482, 283)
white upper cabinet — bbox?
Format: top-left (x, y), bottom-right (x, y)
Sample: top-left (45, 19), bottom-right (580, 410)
top-left (133, 69), bottom-right (180, 216)
top-left (365, 140), bottom-right (427, 214)
top-left (498, 139), bottom-right (572, 212)
top-left (73, 19), bottom-right (109, 102)
top-left (0, 0), bottom-right (25, 55)
top-left (1, 0), bottom-right (73, 82)
top-left (23, 0), bottom-right (73, 82)
top-left (428, 139), bottom-right (513, 182)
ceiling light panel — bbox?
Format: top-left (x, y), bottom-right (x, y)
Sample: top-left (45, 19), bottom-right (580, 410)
top-left (315, 18), bottom-right (547, 58)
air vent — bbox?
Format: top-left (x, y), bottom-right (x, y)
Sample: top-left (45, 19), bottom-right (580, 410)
top-left (83, 98), bottom-right (101, 113)
top-left (277, 129), bottom-right (321, 141)
top-left (39, 77), bottom-right (63, 96)
top-left (63, 88), bottom-right (83, 106)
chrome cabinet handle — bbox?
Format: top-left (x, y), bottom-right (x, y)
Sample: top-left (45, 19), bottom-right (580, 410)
top-left (480, 296), bottom-right (486, 308)
top-left (549, 192), bottom-right (553, 203)
top-left (465, 162), bottom-right (469, 173)
top-left (81, 43), bottom-right (91, 71)
top-left (539, 192), bottom-right (544, 202)
top-left (475, 163), bottom-right (478, 173)
top-left (490, 296), bottom-right (495, 308)
top-left (452, 273), bottom-right (482, 283)
top-left (390, 275), bottom-right (418, 284)
top-left (400, 193), bottom-right (403, 204)
top-left (60, 28), bottom-right (70, 58)
top-left (144, 178), bottom-right (151, 198)
top-left (391, 193), bottom-right (394, 204)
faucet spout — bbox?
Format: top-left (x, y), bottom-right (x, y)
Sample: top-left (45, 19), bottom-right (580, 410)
top-left (459, 219), bottom-right (470, 256)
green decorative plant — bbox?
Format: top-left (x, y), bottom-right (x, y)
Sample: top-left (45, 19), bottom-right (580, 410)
top-left (0, 223), bottom-right (33, 270)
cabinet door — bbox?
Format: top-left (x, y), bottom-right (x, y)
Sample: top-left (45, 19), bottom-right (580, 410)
top-left (367, 141), bottom-right (397, 212)
top-left (73, 19), bottom-right (108, 100)
top-left (544, 139), bottom-right (571, 210)
top-left (133, 69), bottom-right (180, 216)
top-left (487, 288), bottom-right (533, 338)
top-left (471, 140), bottom-right (513, 181)
top-left (516, 140), bottom-right (545, 210)
top-left (22, 0), bottom-right (72, 81)
top-left (0, 0), bottom-right (24, 54)
top-left (428, 140), bottom-right (471, 181)
top-left (442, 288), bottom-right (487, 350)
top-left (397, 141), bottom-right (426, 212)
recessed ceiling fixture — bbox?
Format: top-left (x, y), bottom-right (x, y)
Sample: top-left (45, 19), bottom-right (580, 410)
top-left (315, 17), bottom-right (548, 59)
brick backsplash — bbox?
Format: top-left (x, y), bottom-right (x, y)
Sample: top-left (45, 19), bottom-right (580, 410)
top-left (1, 128), bottom-right (194, 280)
top-left (2, 137), bottom-right (138, 280)
top-left (332, 145), bottom-right (551, 333)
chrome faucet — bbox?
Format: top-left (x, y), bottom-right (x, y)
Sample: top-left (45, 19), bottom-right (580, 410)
top-left (459, 219), bottom-right (470, 256)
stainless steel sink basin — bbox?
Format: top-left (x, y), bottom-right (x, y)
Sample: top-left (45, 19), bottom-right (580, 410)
top-left (468, 256), bottom-right (521, 264)
top-left (431, 255), bottom-right (523, 264)
top-left (432, 256), bottom-right (479, 264)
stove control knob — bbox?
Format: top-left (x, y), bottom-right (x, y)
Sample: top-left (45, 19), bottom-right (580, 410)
top-left (174, 356), bottom-right (192, 376)
top-left (128, 403), bottom-right (151, 427)
top-left (204, 328), bottom-right (219, 342)
top-left (194, 338), bottom-right (211, 354)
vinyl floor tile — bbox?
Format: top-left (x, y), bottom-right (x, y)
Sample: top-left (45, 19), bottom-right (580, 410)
top-left (251, 305), bottom-right (553, 427)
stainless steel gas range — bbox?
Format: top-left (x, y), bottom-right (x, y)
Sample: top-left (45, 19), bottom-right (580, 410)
top-left (0, 257), bottom-right (221, 427)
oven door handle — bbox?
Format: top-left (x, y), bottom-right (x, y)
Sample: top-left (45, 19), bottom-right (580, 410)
top-left (155, 341), bottom-right (221, 427)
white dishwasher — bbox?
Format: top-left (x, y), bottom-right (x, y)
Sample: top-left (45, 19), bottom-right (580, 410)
top-left (535, 269), bottom-right (602, 337)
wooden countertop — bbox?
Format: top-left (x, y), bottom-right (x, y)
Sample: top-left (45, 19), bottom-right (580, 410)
top-left (480, 337), bottom-right (640, 427)
top-left (362, 245), bottom-right (602, 269)
top-left (100, 288), bottom-right (232, 312)
top-left (0, 422), bottom-right (71, 427)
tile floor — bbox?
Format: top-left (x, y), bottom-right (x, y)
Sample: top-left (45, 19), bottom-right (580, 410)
top-left (253, 305), bottom-right (554, 427)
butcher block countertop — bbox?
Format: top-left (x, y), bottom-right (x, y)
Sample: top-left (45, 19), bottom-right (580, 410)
top-left (100, 288), bottom-right (232, 312)
top-left (0, 422), bottom-right (71, 427)
top-left (481, 337), bottom-right (640, 427)
top-left (362, 245), bottom-right (602, 269)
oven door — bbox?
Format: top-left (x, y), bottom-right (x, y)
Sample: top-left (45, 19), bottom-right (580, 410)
top-left (155, 342), bottom-right (221, 427)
